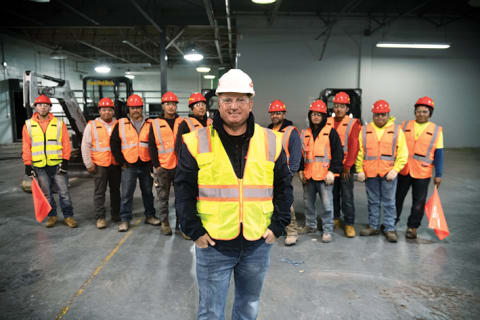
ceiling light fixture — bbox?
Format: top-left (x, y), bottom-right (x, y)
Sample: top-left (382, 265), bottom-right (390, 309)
top-left (50, 48), bottom-right (68, 60)
top-left (95, 65), bottom-right (111, 74)
top-left (184, 49), bottom-right (204, 62)
top-left (376, 42), bottom-right (450, 49)
top-left (251, 0), bottom-right (276, 4)
top-left (125, 74), bottom-right (135, 79)
top-left (203, 74), bottom-right (215, 80)
top-left (196, 66), bottom-right (211, 73)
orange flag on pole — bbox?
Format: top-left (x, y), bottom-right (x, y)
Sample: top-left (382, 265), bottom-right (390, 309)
top-left (424, 186), bottom-right (449, 240)
top-left (31, 178), bottom-right (51, 222)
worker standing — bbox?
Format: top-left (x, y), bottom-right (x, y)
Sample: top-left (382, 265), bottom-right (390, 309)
top-left (298, 100), bottom-right (344, 243)
top-left (148, 91), bottom-right (184, 236)
top-left (356, 100), bottom-right (408, 243)
top-left (22, 94), bottom-right (77, 228)
top-left (81, 97), bottom-right (121, 229)
top-left (110, 94), bottom-right (160, 232)
top-left (327, 92), bottom-right (362, 238)
top-left (395, 96), bottom-right (443, 239)
top-left (175, 69), bottom-right (292, 320)
top-left (267, 99), bottom-right (302, 246)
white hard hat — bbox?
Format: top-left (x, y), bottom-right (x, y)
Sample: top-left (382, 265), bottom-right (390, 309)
top-left (216, 69), bottom-right (255, 97)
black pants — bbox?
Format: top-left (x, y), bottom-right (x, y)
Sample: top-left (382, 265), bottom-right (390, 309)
top-left (395, 174), bottom-right (430, 228)
top-left (332, 173), bottom-right (355, 225)
top-left (93, 165), bottom-right (121, 220)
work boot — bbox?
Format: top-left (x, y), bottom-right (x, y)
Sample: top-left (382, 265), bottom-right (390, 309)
top-left (145, 216), bottom-right (161, 226)
top-left (333, 218), bottom-right (341, 229)
top-left (180, 231), bottom-right (191, 240)
top-left (344, 225), bottom-right (356, 238)
top-left (360, 226), bottom-right (380, 236)
top-left (45, 216), bottom-right (57, 228)
top-left (118, 221), bottom-right (129, 232)
top-left (385, 231), bottom-right (398, 243)
top-left (321, 232), bottom-right (332, 243)
top-left (96, 218), bottom-right (107, 229)
top-left (284, 235), bottom-right (297, 246)
top-left (63, 217), bottom-right (78, 228)
top-left (161, 221), bottom-right (172, 235)
top-left (297, 226), bottom-right (317, 234)
top-left (406, 227), bottom-right (417, 239)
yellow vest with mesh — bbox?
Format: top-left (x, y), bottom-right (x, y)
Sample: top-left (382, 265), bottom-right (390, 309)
top-left (26, 117), bottom-right (63, 167)
top-left (183, 124), bottom-right (282, 240)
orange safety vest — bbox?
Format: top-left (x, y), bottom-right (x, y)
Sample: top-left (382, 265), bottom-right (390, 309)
top-left (151, 117), bottom-right (183, 169)
top-left (362, 123), bottom-right (400, 178)
top-left (276, 125), bottom-right (299, 166)
top-left (301, 125), bottom-right (332, 181)
top-left (399, 120), bottom-right (442, 179)
top-left (327, 117), bottom-right (359, 163)
top-left (90, 119), bottom-right (118, 166)
top-left (184, 117), bottom-right (213, 131)
top-left (118, 118), bottom-right (151, 163)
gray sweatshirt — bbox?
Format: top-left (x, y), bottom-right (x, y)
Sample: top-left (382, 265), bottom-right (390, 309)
top-left (81, 117), bottom-right (117, 169)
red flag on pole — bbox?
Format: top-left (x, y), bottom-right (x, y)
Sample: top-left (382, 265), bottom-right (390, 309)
top-left (31, 178), bottom-right (51, 222)
top-left (424, 186), bottom-right (449, 240)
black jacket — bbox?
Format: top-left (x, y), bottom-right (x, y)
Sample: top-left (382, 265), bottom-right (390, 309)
top-left (174, 111), bottom-right (293, 255)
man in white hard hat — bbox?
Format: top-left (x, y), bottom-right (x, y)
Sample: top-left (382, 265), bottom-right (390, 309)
top-left (175, 69), bottom-right (293, 320)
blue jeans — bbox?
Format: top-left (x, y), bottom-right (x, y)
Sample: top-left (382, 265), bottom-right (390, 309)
top-left (365, 176), bottom-right (397, 231)
top-left (333, 173), bottom-right (355, 225)
top-left (195, 241), bottom-right (272, 320)
top-left (303, 179), bottom-right (333, 233)
top-left (119, 166), bottom-right (156, 221)
top-left (34, 165), bottom-right (73, 217)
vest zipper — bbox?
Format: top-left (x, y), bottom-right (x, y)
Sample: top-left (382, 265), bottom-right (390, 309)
top-left (238, 178), bottom-right (243, 223)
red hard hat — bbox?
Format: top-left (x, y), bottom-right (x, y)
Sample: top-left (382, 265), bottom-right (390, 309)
top-left (333, 91), bottom-right (350, 104)
top-left (161, 91), bottom-right (179, 103)
top-left (372, 99), bottom-right (390, 113)
top-left (34, 95), bottom-right (52, 105)
top-left (127, 94), bottom-right (143, 107)
top-left (188, 92), bottom-right (206, 107)
top-left (415, 96), bottom-right (434, 109)
top-left (268, 99), bottom-right (287, 113)
top-left (98, 97), bottom-right (114, 108)
top-left (309, 100), bottom-right (327, 113)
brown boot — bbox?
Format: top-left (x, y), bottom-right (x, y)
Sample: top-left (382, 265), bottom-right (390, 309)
top-left (385, 231), bottom-right (398, 243)
top-left (321, 232), bottom-right (332, 243)
top-left (360, 226), bottom-right (380, 236)
top-left (45, 216), bottom-right (57, 228)
top-left (284, 235), bottom-right (297, 246)
top-left (96, 218), bottom-right (107, 229)
top-left (145, 216), bottom-right (161, 226)
top-left (344, 225), bottom-right (356, 238)
top-left (297, 226), bottom-right (317, 234)
top-left (118, 221), bottom-right (129, 232)
top-left (64, 217), bottom-right (78, 228)
top-left (161, 221), bottom-right (172, 235)
top-left (406, 227), bottom-right (417, 239)
top-left (333, 218), bottom-right (341, 229)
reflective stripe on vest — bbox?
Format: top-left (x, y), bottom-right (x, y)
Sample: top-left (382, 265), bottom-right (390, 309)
top-left (26, 117), bottom-right (63, 167)
top-left (152, 119), bottom-right (175, 154)
top-left (281, 126), bottom-right (295, 164)
top-left (185, 117), bottom-right (213, 132)
top-left (183, 124), bottom-right (282, 240)
top-left (92, 120), bottom-right (112, 152)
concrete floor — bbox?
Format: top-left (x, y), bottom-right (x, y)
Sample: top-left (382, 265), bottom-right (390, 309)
top-left (0, 148), bottom-right (479, 319)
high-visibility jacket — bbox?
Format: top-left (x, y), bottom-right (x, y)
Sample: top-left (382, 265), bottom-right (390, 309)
top-left (118, 118), bottom-right (151, 163)
top-left (182, 124), bottom-right (282, 241)
top-left (327, 117), bottom-right (359, 163)
top-left (184, 117), bottom-right (213, 131)
top-left (362, 123), bottom-right (400, 178)
top-left (90, 119), bottom-right (118, 166)
top-left (151, 117), bottom-right (183, 169)
top-left (26, 117), bottom-right (63, 167)
top-left (301, 125), bottom-right (332, 181)
top-left (399, 120), bottom-right (442, 179)
top-left (277, 125), bottom-right (298, 166)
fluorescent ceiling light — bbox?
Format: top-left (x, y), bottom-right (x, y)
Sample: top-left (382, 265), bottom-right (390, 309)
top-left (376, 42), bottom-right (450, 49)
top-left (184, 49), bottom-right (204, 62)
top-left (196, 66), bottom-right (211, 73)
top-left (251, 0), bottom-right (276, 4)
top-left (125, 74), bottom-right (135, 79)
top-left (95, 65), bottom-right (111, 74)
top-left (50, 48), bottom-right (67, 60)
top-left (204, 74), bottom-right (215, 80)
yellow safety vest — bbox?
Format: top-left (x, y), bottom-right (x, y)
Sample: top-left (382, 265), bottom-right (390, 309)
top-left (183, 124), bottom-right (282, 240)
top-left (26, 117), bottom-right (63, 167)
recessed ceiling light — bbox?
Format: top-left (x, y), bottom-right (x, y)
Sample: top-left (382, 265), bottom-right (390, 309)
top-left (196, 66), bottom-right (211, 73)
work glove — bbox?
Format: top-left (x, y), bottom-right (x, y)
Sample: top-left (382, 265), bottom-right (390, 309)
top-left (25, 165), bottom-right (36, 178)
top-left (325, 171), bottom-right (335, 185)
top-left (357, 171), bottom-right (366, 182)
top-left (58, 160), bottom-right (68, 175)
top-left (385, 169), bottom-right (398, 181)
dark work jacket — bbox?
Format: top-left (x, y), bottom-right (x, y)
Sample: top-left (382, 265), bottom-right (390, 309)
top-left (148, 114), bottom-right (181, 169)
top-left (299, 112), bottom-right (344, 174)
top-left (110, 116), bottom-right (152, 167)
top-left (268, 119), bottom-right (302, 174)
top-left (174, 111), bottom-right (293, 256)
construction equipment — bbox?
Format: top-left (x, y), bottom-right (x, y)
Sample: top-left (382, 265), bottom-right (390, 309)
top-left (319, 88), bottom-right (362, 122)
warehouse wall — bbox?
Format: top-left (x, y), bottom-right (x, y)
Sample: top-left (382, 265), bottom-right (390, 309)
top-left (236, 16), bottom-right (480, 148)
